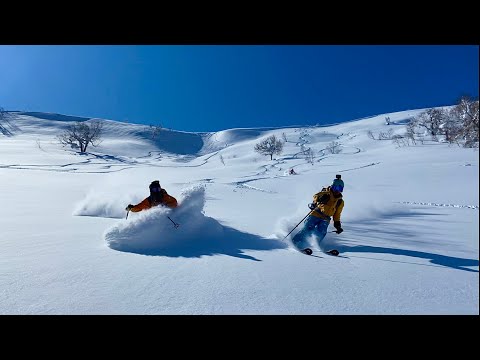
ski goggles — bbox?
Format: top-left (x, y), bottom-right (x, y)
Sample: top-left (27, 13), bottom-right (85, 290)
top-left (151, 187), bottom-right (162, 192)
top-left (331, 185), bottom-right (343, 193)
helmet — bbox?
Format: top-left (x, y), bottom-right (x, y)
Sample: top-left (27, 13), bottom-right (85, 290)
top-left (149, 180), bottom-right (164, 203)
top-left (149, 180), bottom-right (161, 193)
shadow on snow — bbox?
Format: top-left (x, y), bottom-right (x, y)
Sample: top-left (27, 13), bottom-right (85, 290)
top-left (338, 244), bottom-right (479, 273)
top-left (108, 224), bottom-right (286, 261)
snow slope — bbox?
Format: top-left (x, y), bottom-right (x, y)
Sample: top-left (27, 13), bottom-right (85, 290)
top-left (0, 108), bottom-right (477, 314)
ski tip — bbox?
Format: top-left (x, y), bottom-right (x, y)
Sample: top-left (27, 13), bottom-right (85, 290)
top-left (301, 248), bottom-right (313, 255)
top-left (327, 249), bottom-right (339, 256)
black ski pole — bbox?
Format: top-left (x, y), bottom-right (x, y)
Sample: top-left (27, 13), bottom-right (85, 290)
top-left (283, 209), bottom-right (313, 240)
top-left (126, 210), bottom-right (130, 220)
top-left (168, 216), bottom-right (180, 229)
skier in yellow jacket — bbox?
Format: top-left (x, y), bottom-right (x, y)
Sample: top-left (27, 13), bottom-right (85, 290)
top-left (126, 180), bottom-right (178, 213)
top-left (292, 175), bottom-right (344, 255)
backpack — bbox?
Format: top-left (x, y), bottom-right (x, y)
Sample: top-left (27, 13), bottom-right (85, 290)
top-left (315, 187), bottom-right (343, 208)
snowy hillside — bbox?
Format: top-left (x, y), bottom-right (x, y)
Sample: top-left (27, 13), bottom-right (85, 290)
top-left (0, 108), bottom-right (478, 314)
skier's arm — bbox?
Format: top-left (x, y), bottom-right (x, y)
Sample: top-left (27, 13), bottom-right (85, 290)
top-left (160, 189), bottom-right (178, 208)
top-left (130, 198), bottom-right (152, 212)
top-left (333, 199), bottom-right (344, 231)
top-left (162, 194), bottom-right (178, 208)
top-left (332, 199), bottom-right (343, 222)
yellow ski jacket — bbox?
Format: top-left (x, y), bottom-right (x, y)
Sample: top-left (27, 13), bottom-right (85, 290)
top-left (310, 186), bottom-right (344, 222)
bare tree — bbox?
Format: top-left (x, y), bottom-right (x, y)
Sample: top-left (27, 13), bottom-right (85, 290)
top-left (405, 122), bottom-right (417, 145)
top-left (219, 154), bottom-right (225, 166)
top-left (442, 115), bottom-right (462, 144)
top-left (58, 120), bottom-right (104, 153)
top-left (148, 124), bottom-right (163, 140)
top-left (450, 95), bottom-right (479, 148)
top-left (392, 134), bottom-right (410, 147)
top-left (378, 129), bottom-right (394, 140)
top-left (254, 134), bottom-right (284, 160)
top-left (282, 132), bottom-right (287, 142)
top-left (300, 143), bottom-right (306, 154)
top-left (412, 108), bottom-right (447, 140)
top-left (367, 130), bottom-right (376, 140)
top-left (407, 98), bottom-right (478, 148)
top-left (305, 148), bottom-right (315, 165)
top-left (36, 139), bottom-right (45, 151)
top-left (326, 141), bottom-right (341, 154)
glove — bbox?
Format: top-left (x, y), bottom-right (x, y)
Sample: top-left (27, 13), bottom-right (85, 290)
top-left (125, 204), bottom-right (134, 211)
top-left (308, 203), bottom-right (317, 210)
top-left (334, 221), bottom-right (343, 234)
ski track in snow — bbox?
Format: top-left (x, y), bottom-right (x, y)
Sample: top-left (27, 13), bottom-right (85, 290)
top-left (2, 127), bottom-right (361, 176)
top-left (0, 126), bottom-right (389, 199)
top-left (233, 178), bottom-right (278, 193)
top-left (0, 148), bottom-right (221, 173)
top-left (338, 162), bottom-right (380, 172)
top-left (225, 129), bottom-right (368, 194)
top-left (227, 128), bottom-right (374, 194)
top-left (398, 201), bottom-right (479, 210)
top-left (3, 128), bottom-right (469, 212)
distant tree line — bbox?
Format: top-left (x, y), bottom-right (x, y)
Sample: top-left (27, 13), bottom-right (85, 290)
top-left (368, 96), bottom-right (479, 149)
top-left (253, 133), bottom-right (343, 165)
top-left (408, 95), bottom-right (478, 148)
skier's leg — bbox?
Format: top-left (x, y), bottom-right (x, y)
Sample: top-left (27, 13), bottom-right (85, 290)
top-left (291, 216), bottom-right (318, 250)
top-left (313, 219), bottom-right (330, 251)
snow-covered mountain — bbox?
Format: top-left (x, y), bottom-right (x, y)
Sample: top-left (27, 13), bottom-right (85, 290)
top-left (0, 108), bottom-right (478, 314)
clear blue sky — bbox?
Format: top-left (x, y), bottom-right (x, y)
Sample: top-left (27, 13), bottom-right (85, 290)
top-left (1, 45), bottom-right (478, 132)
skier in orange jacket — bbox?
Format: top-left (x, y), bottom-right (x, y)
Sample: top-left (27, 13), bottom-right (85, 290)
top-left (125, 180), bottom-right (178, 212)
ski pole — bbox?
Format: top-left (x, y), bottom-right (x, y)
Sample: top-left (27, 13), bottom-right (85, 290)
top-left (283, 209), bottom-right (313, 240)
top-left (167, 216), bottom-right (180, 229)
top-left (126, 210), bottom-right (130, 220)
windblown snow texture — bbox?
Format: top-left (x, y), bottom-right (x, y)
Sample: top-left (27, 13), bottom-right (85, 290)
top-left (104, 186), bottom-right (224, 254)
